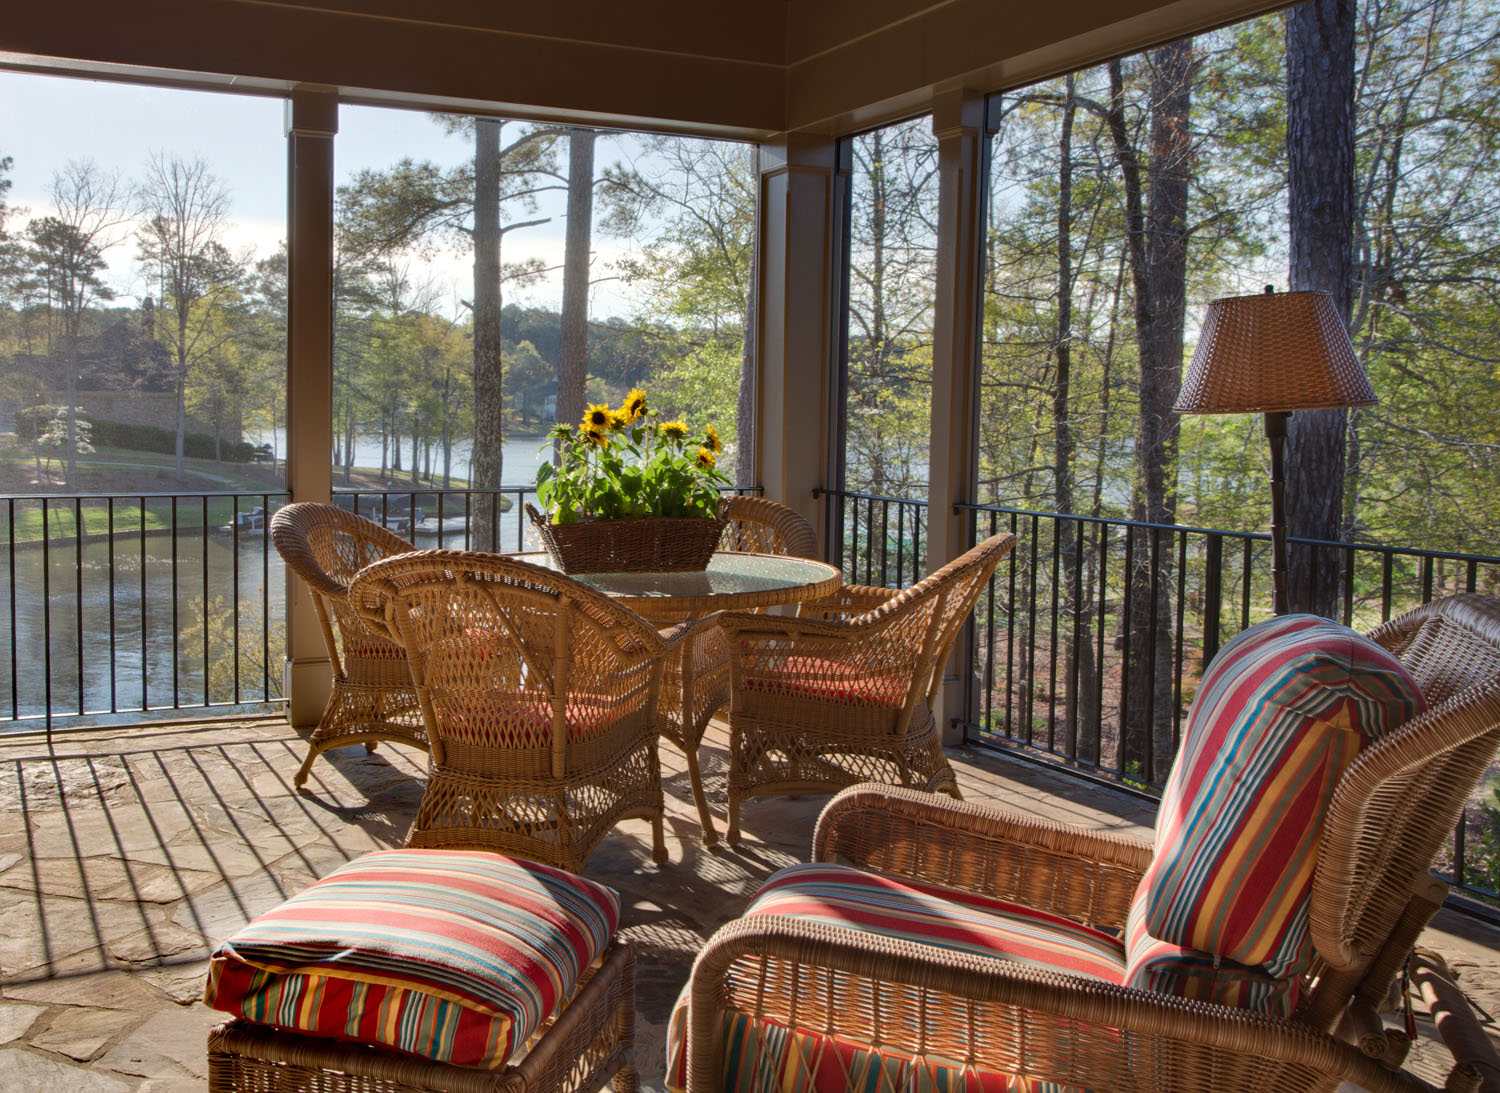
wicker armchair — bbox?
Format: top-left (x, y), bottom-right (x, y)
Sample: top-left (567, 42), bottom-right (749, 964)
top-left (682, 593), bottom-right (1500, 1093)
top-left (269, 501), bottom-right (424, 787)
top-left (349, 549), bottom-right (711, 872)
top-left (659, 496), bottom-right (819, 845)
top-left (718, 531), bottom-right (1016, 844)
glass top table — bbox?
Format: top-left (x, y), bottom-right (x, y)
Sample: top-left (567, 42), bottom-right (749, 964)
top-left (514, 550), bottom-right (843, 621)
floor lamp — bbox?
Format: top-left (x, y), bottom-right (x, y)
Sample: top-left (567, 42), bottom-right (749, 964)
top-left (1173, 289), bottom-right (1376, 616)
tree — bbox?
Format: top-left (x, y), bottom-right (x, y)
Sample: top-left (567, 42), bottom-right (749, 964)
top-left (24, 161), bottom-right (129, 488)
top-left (338, 117), bottom-right (560, 548)
top-left (1285, 0), bottom-right (1358, 618)
top-left (601, 138), bottom-right (758, 463)
top-left (136, 154), bottom-right (244, 481)
top-left (556, 128), bottom-right (596, 444)
top-left (1106, 43), bottom-right (1198, 780)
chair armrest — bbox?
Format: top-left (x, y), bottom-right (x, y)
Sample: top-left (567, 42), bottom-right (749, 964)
top-left (657, 612), bottom-right (724, 652)
top-left (798, 583), bottom-right (899, 620)
top-left (813, 784), bottom-right (1152, 932)
top-left (686, 917), bottom-right (1436, 1093)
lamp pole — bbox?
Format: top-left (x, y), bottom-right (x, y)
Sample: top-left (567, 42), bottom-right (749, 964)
top-left (1264, 409), bottom-right (1291, 616)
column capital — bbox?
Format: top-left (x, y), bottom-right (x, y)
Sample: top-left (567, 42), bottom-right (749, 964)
top-left (930, 89), bottom-right (985, 142)
top-left (285, 85), bottom-right (339, 138)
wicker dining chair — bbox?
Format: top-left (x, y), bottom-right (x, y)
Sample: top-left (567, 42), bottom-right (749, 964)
top-left (679, 593), bottom-right (1500, 1093)
top-left (349, 549), bottom-right (713, 872)
top-left (658, 496), bottom-right (820, 845)
top-left (717, 531), bottom-right (1016, 844)
top-left (270, 501), bottom-right (425, 788)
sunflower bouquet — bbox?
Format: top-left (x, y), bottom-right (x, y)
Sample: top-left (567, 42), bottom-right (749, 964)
top-left (535, 388), bottom-right (730, 524)
top-left (528, 389), bottom-right (731, 572)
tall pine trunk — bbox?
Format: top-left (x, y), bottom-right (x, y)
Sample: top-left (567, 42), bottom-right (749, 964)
top-left (1285, 0), bottom-right (1356, 618)
top-left (1109, 43), bottom-right (1195, 783)
top-left (556, 128), bottom-right (596, 449)
top-left (471, 118), bottom-right (504, 551)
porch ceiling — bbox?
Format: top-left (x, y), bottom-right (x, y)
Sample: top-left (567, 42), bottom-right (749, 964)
top-left (2, 0), bottom-right (1294, 139)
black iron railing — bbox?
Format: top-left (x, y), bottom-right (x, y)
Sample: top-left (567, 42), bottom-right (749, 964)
top-left (1, 490), bottom-right (289, 730)
top-left (1, 483), bottom-right (763, 734)
top-left (818, 487), bottom-right (1500, 907)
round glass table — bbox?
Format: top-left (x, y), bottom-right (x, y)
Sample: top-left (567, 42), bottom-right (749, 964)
top-left (515, 550), bottom-right (842, 621)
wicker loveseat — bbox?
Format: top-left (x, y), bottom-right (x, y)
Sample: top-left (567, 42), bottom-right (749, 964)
top-left (677, 593), bottom-right (1500, 1092)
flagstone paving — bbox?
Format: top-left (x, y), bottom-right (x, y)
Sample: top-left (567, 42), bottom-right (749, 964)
top-left (0, 715), bottom-right (1493, 1091)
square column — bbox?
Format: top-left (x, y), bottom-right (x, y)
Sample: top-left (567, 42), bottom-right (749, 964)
top-left (283, 87), bottom-right (338, 727)
top-left (755, 135), bottom-right (843, 545)
top-left (926, 90), bottom-right (988, 742)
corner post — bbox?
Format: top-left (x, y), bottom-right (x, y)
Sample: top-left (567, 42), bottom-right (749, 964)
top-left (755, 134), bottom-right (841, 547)
top-left (927, 90), bottom-right (988, 743)
top-left (283, 86), bottom-right (337, 727)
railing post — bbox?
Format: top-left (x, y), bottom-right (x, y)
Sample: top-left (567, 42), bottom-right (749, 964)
top-left (927, 90), bottom-right (988, 743)
top-left (283, 87), bottom-right (338, 728)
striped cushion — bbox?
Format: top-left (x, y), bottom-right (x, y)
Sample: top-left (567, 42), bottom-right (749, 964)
top-left (1121, 882), bottom-right (1297, 1016)
top-left (665, 863), bottom-right (1116, 1091)
top-left (204, 849), bottom-right (619, 1069)
top-left (743, 656), bottom-right (908, 707)
top-left (1142, 614), bottom-right (1425, 978)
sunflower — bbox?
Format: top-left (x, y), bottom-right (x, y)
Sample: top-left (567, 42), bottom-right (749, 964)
top-left (621, 388), bottom-right (648, 423)
top-left (582, 403), bottom-right (612, 431)
top-left (608, 409), bottom-right (629, 432)
top-left (660, 420), bottom-right (689, 441)
top-left (582, 424), bottom-right (609, 448)
top-left (704, 423), bottom-right (722, 454)
top-left (695, 446), bottom-right (716, 469)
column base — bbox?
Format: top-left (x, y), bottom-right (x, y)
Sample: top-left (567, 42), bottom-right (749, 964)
top-left (284, 656), bottom-right (333, 729)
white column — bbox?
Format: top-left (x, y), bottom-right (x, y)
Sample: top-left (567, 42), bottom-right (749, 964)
top-left (926, 90), bottom-right (988, 743)
top-left (755, 134), bottom-right (842, 549)
top-left (283, 87), bottom-right (337, 727)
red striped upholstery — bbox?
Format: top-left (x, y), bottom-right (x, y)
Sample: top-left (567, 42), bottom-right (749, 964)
top-left (665, 863), bottom-right (1116, 1091)
top-left (204, 849), bottom-right (619, 1069)
top-left (1140, 614), bottom-right (1425, 978)
top-left (1121, 881), bottom-right (1297, 1016)
top-left (742, 655), bottom-right (908, 706)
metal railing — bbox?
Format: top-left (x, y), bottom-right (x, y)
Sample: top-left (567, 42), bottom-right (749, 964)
top-left (819, 487), bottom-right (1500, 907)
top-left (1, 483), bottom-right (764, 735)
top-left (2, 490), bottom-right (289, 730)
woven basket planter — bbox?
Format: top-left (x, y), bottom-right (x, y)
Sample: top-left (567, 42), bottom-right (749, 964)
top-left (526, 502), bottom-right (727, 573)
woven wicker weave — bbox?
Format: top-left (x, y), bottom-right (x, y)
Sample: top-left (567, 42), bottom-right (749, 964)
top-left (207, 917), bottom-right (637, 1093)
top-left (658, 497), bottom-right (820, 845)
top-left (526, 502), bottom-right (727, 573)
top-left (683, 593), bottom-right (1500, 1093)
top-left (348, 549), bottom-right (697, 872)
top-left (718, 532), bottom-right (1015, 844)
top-left (269, 502), bottom-right (425, 788)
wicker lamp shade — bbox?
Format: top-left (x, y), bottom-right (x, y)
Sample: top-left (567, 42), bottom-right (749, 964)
top-left (1174, 290), bottom-right (1376, 414)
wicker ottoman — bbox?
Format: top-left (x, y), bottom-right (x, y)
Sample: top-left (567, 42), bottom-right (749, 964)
top-left (204, 849), bottom-right (635, 1093)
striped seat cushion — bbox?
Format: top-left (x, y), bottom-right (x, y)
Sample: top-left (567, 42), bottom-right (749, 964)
top-left (204, 849), bottom-right (619, 1069)
top-left (742, 655), bottom-right (908, 706)
top-left (1141, 614), bottom-right (1425, 978)
top-left (666, 863), bottom-right (1117, 1091)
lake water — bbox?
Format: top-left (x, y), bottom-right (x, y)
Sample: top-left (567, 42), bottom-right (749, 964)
top-left (254, 431), bottom-right (554, 489)
top-left (1, 433), bottom-right (559, 728)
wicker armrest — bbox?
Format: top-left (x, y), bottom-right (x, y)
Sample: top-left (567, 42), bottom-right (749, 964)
top-left (685, 918), bottom-right (1433, 1093)
top-left (812, 784), bottom-right (1152, 931)
top-left (798, 583), bottom-right (899, 621)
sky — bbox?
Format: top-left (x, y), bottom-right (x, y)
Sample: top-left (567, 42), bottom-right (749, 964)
top-left (0, 69), bottom-right (686, 321)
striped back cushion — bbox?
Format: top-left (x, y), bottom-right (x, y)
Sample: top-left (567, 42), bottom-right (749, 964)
top-left (1142, 614), bottom-right (1425, 978)
top-left (204, 849), bottom-right (619, 1069)
top-left (665, 863), bottom-right (1119, 1092)
top-left (1121, 882), bottom-right (1297, 1016)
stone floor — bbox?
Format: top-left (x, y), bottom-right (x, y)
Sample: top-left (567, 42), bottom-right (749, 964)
top-left (0, 715), bottom-right (1496, 1091)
